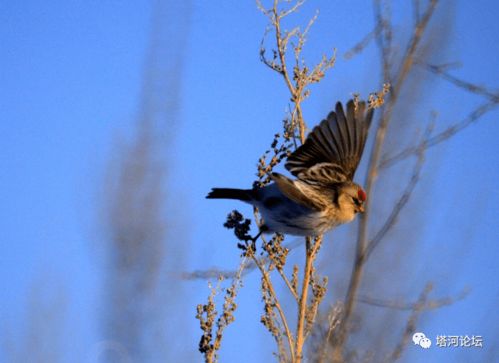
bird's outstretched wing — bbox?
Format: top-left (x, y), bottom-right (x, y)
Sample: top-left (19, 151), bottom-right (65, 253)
top-left (285, 99), bottom-right (374, 185)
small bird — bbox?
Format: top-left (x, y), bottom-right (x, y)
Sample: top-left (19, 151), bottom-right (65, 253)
top-left (207, 99), bottom-right (374, 237)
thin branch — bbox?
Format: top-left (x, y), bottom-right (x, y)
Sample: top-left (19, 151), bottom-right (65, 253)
top-left (357, 286), bottom-right (469, 311)
top-left (280, 0), bottom-right (306, 18)
top-left (182, 269), bottom-right (240, 280)
top-left (258, 231), bottom-right (299, 301)
top-left (422, 63), bottom-right (499, 102)
top-left (394, 0), bottom-right (438, 93)
top-left (256, 0), bottom-right (271, 15)
top-left (364, 122), bottom-right (432, 260)
top-left (380, 101), bottom-right (498, 169)
top-left (251, 250), bottom-right (296, 362)
top-left (365, 154), bottom-right (423, 259)
top-left (259, 0), bottom-right (335, 146)
top-left (277, 267), bottom-right (300, 301)
top-left (344, 22), bottom-right (383, 60)
top-left (260, 264), bottom-right (290, 362)
top-left (374, 0), bottom-right (393, 83)
top-left (317, 304), bottom-right (342, 363)
top-left (197, 257), bottom-right (248, 362)
top-left (388, 283), bottom-right (433, 362)
top-left (273, 1), bottom-right (298, 96)
top-left (293, 10), bottom-right (319, 64)
top-left (182, 237), bottom-right (304, 280)
top-left (295, 236), bottom-right (323, 362)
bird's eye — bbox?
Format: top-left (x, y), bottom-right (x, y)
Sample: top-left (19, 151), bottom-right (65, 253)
top-left (352, 197), bottom-right (360, 206)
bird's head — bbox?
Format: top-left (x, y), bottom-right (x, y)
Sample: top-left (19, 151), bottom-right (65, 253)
top-left (337, 183), bottom-right (367, 222)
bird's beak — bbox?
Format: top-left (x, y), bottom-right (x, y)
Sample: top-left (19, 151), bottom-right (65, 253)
top-left (357, 204), bottom-right (365, 213)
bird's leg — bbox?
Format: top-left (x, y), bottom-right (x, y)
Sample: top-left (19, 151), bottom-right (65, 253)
top-left (250, 225), bottom-right (268, 251)
top-left (250, 231), bottom-right (262, 251)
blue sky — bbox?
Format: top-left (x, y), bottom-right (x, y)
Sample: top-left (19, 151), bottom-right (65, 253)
top-left (1, 1), bottom-right (498, 362)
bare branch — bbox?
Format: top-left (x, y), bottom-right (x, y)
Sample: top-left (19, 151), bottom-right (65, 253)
top-left (273, 1), bottom-right (298, 96)
top-left (182, 269), bottom-right (240, 280)
top-left (364, 121), bottom-right (433, 260)
top-left (295, 236), bottom-right (323, 362)
top-left (197, 257), bottom-right (248, 363)
top-left (304, 270), bottom-right (328, 340)
top-left (251, 249), bottom-right (296, 362)
top-left (374, 0), bottom-right (394, 82)
top-left (380, 101), bottom-right (499, 169)
top-left (316, 304), bottom-right (343, 363)
top-left (357, 286), bottom-right (469, 311)
top-left (278, 267), bottom-right (300, 301)
top-left (394, 0), bottom-right (438, 93)
top-left (258, 0), bottom-right (335, 145)
top-left (293, 10), bottom-right (319, 63)
top-left (344, 22), bottom-right (383, 60)
top-left (422, 63), bottom-right (499, 101)
top-left (387, 283), bottom-right (433, 362)
top-left (280, 0), bottom-right (306, 19)
top-left (256, 0), bottom-right (271, 16)
top-left (182, 236), bottom-right (305, 281)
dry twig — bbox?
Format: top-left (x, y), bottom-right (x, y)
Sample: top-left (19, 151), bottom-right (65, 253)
top-left (196, 258), bottom-right (248, 363)
top-left (357, 286), bottom-right (469, 311)
top-left (364, 121), bottom-right (433, 260)
top-left (422, 63), bottom-right (499, 102)
top-left (380, 101), bottom-right (498, 169)
top-left (387, 283), bottom-right (433, 362)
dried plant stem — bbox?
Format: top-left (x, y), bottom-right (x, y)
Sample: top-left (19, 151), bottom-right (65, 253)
top-left (197, 257), bottom-right (248, 363)
top-left (252, 252), bottom-right (296, 362)
top-left (277, 268), bottom-right (299, 301)
top-left (380, 100), bottom-right (499, 169)
top-left (423, 63), bottom-right (499, 101)
top-left (295, 236), bottom-right (322, 362)
top-left (273, 3), bottom-right (296, 95)
top-left (182, 236), bottom-right (304, 281)
top-left (377, 58), bottom-right (499, 171)
top-left (272, 1), bottom-right (305, 142)
top-left (259, 233), bottom-right (299, 301)
top-left (364, 123), bottom-right (431, 260)
top-left (296, 105), bottom-right (306, 144)
top-left (317, 304), bottom-right (342, 363)
top-left (388, 283), bottom-right (433, 362)
top-left (357, 286), bottom-right (469, 311)
top-left (259, 0), bottom-right (335, 145)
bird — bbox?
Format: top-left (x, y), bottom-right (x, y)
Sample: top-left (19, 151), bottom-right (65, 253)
top-left (206, 99), bottom-right (374, 237)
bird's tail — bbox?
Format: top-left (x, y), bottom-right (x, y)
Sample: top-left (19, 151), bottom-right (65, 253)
top-left (206, 188), bottom-right (253, 202)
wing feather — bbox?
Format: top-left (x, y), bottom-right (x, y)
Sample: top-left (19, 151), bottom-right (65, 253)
top-left (334, 102), bottom-right (351, 157)
top-left (270, 173), bottom-right (324, 210)
top-left (285, 99), bottom-right (374, 184)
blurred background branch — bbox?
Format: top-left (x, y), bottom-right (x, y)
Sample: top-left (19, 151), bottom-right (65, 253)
top-left (100, 1), bottom-right (191, 362)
